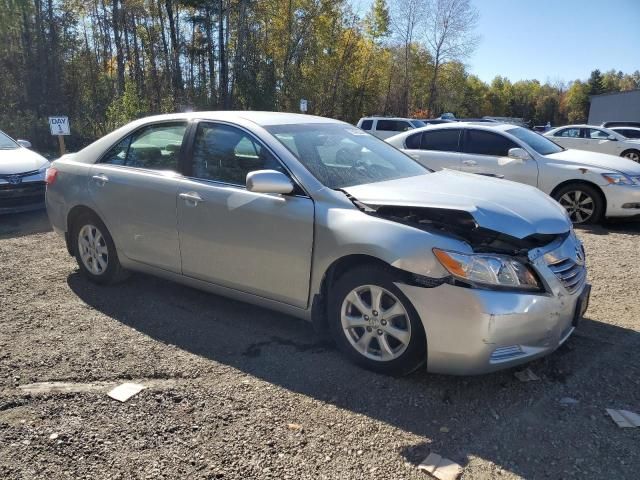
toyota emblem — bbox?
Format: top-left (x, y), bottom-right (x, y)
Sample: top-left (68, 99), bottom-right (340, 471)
top-left (7, 175), bottom-right (22, 185)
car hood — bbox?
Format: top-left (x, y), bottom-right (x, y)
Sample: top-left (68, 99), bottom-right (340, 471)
top-left (0, 147), bottom-right (49, 175)
top-left (544, 149), bottom-right (640, 174)
top-left (343, 170), bottom-right (570, 239)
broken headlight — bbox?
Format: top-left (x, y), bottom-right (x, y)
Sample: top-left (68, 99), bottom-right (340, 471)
top-left (433, 249), bottom-right (542, 291)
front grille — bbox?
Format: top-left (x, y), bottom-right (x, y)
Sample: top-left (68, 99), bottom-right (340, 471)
top-left (0, 181), bottom-right (46, 208)
top-left (547, 256), bottom-right (586, 293)
top-left (0, 169), bottom-right (40, 180)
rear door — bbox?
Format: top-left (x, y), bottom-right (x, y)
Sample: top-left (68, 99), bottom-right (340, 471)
top-left (88, 122), bottom-right (187, 273)
top-left (404, 128), bottom-right (462, 171)
top-left (176, 121), bottom-right (314, 308)
top-left (459, 129), bottom-right (538, 186)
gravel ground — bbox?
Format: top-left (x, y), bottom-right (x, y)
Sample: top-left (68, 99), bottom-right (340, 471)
top-left (0, 210), bottom-right (639, 479)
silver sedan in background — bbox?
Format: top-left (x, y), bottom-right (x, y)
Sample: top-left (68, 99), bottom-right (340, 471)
top-left (46, 112), bottom-right (589, 375)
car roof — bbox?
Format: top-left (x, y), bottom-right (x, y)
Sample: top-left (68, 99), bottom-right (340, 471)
top-left (359, 116), bottom-right (418, 121)
top-left (407, 121), bottom-right (518, 132)
top-left (611, 126), bottom-right (640, 130)
top-left (127, 111), bottom-right (342, 127)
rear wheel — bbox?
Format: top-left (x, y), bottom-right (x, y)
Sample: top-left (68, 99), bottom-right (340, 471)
top-left (71, 212), bottom-right (128, 284)
top-left (621, 149), bottom-right (640, 163)
top-left (553, 183), bottom-right (604, 225)
top-left (329, 265), bottom-right (426, 376)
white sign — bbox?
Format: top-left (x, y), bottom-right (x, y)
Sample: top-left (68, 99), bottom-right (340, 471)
top-left (299, 99), bottom-right (308, 113)
top-left (49, 116), bottom-right (70, 136)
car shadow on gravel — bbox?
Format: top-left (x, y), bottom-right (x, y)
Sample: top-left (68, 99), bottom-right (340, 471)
top-left (577, 219), bottom-right (640, 236)
top-left (0, 210), bottom-right (51, 239)
top-left (67, 271), bottom-right (640, 479)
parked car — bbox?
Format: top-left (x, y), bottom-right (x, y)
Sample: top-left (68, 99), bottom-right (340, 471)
top-left (47, 112), bottom-right (589, 376)
top-left (610, 126), bottom-right (640, 140)
top-left (356, 117), bottom-right (426, 139)
top-left (418, 119), bottom-right (455, 126)
top-left (386, 122), bottom-right (640, 224)
top-left (544, 125), bottom-right (640, 163)
top-left (0, 130), bottom-right (50, 214)
top-left (601, 121), bottom-right (640, 129)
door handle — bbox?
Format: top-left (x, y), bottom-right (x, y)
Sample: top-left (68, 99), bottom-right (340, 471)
top-left (92, 174), bottom-right (109, 186)
top-left (462, 160), bottom-right (477, 166)
top-left (179, 192), bottom-right (204, 206)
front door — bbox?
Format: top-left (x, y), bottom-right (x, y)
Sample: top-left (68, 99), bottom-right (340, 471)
top-left (177, 121), bottom-right (314, 308)
top-left (88, 122), bottom-right (187, 273)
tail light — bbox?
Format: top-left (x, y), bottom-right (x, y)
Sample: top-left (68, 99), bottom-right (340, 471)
top-left (45, 167), bottom-right (58, 185)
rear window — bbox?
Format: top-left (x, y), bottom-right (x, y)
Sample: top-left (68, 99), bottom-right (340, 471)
top-left (377, 120), bottom-right (412, 132)
top-left (421, 129), bottom-right (461, 152)
top-left (464, 130), bottom-right (518, 157)
top-left (360, 120), bottom-right (373, 131)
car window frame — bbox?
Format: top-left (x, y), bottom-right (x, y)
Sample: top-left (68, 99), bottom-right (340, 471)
top-left (420, 128), bottom-right (462, 152)
top-left (96, 120), bottom-right (190, 175)
top-left (461, 129), bottom-right (519, 157)
top-left (183, 119), bottom-right (310, 198)
top-left (555, 127), bottom-right (585, 139)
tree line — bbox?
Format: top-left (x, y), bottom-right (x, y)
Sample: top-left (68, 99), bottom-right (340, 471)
top-left (0, 0), bottom-right (638, 154)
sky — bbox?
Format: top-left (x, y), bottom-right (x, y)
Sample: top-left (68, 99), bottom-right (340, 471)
top-left (351, 0), bottom-right (640, 84)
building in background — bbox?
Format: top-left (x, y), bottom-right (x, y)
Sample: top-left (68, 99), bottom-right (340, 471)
top-left (588, 90), bottom-right (640, 125)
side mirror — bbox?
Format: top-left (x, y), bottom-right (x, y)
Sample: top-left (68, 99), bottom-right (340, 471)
top-left (246, 170), bottom-right (294, 195)
top-left (607, 135), bottom-right (617, 141)
top-left (17, 139), bottom-right (32, 149)
top-left (508, 147), bottom-right (531, 161)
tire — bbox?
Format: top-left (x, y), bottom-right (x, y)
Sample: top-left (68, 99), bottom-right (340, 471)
top-left (71, 211), bottom-right (129, 284)
top-left (621, 149), bottom-right (640, 163)
top-left (552, 183), bottom-right (604, 225)
top-left (328, 264), bottom-right (426, 376)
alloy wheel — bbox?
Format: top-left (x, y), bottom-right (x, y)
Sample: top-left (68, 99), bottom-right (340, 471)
top-left (78, 224), bottom-right (109, 275)
top-left (558, 190), bottom-right (595, 224)
top-left (340, 285), bottom-right (411, 361)
top-left (624, 151), bottom-right (640, 163)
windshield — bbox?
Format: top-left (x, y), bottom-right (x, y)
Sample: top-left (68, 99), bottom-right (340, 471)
top-left (411, 120), bottom-right (427, 128)
top-left (506, 127), bottom-right (563, 155)
top-left (266, 123), bottom-right (428, 189)
top-left (0, 131), bottom-right (19, 150)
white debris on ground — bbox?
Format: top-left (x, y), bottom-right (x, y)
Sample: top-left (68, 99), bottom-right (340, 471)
top-left (559, 397), bottom-right (580, 406)
top-left (606, 409), bottom-right (640, 428)
top-left (514, 368), bottom-right (540, 382)
top-left (418, 452), bottom-right (463, 480)
top-left (107, 383), bottom-right (146, 402)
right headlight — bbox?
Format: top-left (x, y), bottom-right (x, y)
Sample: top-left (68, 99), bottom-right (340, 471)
top-left (433, 249), bottom-right (542, 291)
top-left (601, 173), bottom-right (640, 186)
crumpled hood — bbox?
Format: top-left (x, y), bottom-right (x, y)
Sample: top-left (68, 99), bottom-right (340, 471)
top-left (343, 170), bottom-right (571, 239)
top-left (545, 149), bottom-right (640, 175)
top-left (0, 147), bottom-right (49, 175)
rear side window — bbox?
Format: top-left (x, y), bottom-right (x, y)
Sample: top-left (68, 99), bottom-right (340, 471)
top-left (556, 128), bottom-right (582, 138)
top-left (588, 128), bottom-right (609, 139)
top-left (377, 120), bottom-right (412, 132)
top-left (617, 129), bottom-right (640, 139)
top-left (405, 132), bottom-right (423, 149)
top-left (464, 130), bottom-right (517, 156)
top-left (360, 120), bottom-right (373, 131)
top-left (421, 129), bottom-right (461, 152)
top-left (102, 123), bottom-right (187, 171)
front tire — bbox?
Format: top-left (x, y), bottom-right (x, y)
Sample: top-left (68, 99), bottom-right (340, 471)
top-left (553, 183), bottom-right (604, 225)
top-left (328, 265), bottom-right (426, 376)
top-left (71, 212), bottom-right (128, 284)
top-left (621, 149), bottom-right (640, 163)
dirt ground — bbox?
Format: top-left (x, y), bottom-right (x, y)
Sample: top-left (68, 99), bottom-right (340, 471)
top-left (0, 210), bottom-right (638, 480)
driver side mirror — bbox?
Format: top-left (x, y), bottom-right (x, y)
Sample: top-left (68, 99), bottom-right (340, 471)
top-left (607, 135), bottom-right (617, 141)
top-left (508, 147), bottom-right (531, 161)
top-left (17, 139), bottom-right (32, 149)
top-left (246, 170), bottom-right (294, 195)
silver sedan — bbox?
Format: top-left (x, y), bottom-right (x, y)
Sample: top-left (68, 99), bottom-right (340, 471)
top-left (46, 112), bottom-right (589, 375)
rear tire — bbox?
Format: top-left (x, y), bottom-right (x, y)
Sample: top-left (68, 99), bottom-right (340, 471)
top-left (621, 149), bottom-right (640, 163)
top-left (71, 212), bottom-right (129, 284)
top-left (328, 264), bottom-right (426, 376)
top-left (552, 183), bottom-right (604, 225)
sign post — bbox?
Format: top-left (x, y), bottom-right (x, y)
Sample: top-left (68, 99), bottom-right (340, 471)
top-left (48, 116), bottom-right (70, 156)
top-left (299, 99), bottom-right (308, 113)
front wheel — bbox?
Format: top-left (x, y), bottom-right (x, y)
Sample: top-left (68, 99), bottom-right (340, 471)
top-left (329, 265), bottom-right (426, 376)
top-left (553, 183), bottom-right (604, 225)
top-left (621, 149), bottom-right (640, 163)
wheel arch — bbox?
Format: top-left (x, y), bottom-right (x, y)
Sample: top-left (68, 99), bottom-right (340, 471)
top-left (620, 148), bottom-right (640, 159)
top-left (550, 179), bottom-right (607, 211)
top-left (65, 205), bottom-right (106, 256)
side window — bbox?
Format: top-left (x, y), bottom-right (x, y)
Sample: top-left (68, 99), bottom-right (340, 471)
top-left (360, 120), bottom-right (373, 131)
top-left (588, 128), bottom-right (609, 139)
top-left (556, 128), bottom-right (582, 138)
top-left (377, 120), bottom-right (411, 132)
top-left (464, 130), bottom-right (518, 156)
top-left (405, 132), bottom-right (423, 149)
top-left (421, 129), bottom-right (460, 152)
top-left (102, 123), bottom-right (186, 171)
top-left (191, 123), bottom-right (284, 185)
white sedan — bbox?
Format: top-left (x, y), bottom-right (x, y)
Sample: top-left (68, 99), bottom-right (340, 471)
top-left (386, 122), bottom-right (640, 224)
top-left (0, 130), bottom-right (50, 214)
top-left (544, 125), bottom-right (640, 163)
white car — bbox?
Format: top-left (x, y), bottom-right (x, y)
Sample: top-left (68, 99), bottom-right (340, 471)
top-left (610, 126), bottom-right (640, 140)
top-left (386, 122), bottom-right (640, 224)
top-left (0, 130), bottom-right (50, 214)
top-left (356, 117), bottom-right (426, 140)
top-left (544, 125), bottom-right (640, 163)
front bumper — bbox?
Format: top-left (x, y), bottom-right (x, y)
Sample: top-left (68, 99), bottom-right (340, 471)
top-left (603, 184), bottom-right (640, 218)
top-left (397, 282), bottom-right (587, 375)
top-left (0, 180), bottom-right (46, 214)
